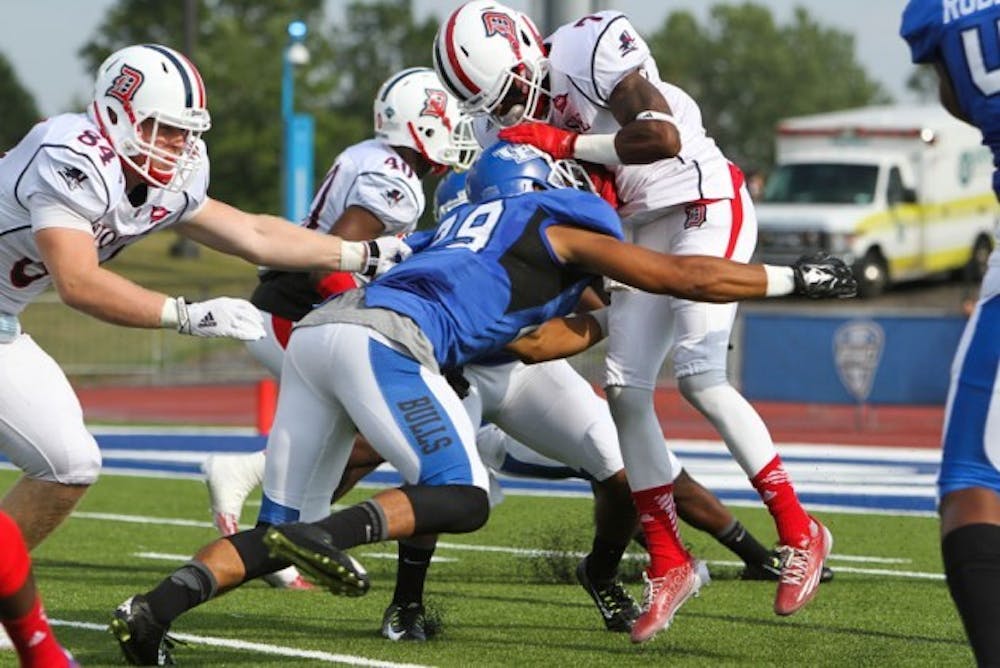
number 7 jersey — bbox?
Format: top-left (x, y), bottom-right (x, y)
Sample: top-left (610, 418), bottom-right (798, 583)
top-left (0, 113), bottom-right (209, 314)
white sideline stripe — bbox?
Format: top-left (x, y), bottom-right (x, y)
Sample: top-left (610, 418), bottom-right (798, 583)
top-left (826, 554), bottom-right (910, 564)
top-left (49, 620), bottom-right (429, 667)
top-left (76, 511), bottom-right (213, 528)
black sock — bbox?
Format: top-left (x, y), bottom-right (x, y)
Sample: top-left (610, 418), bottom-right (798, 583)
top-left (314, 500), bottom-right (388, 550)
top-left (392, 541), bottom-right (435, 606)
top-left (942, 523), bottom-right (1000, 667)
top-left (144, 561), bottom-right (217, 626)
top-left (586, 536), bottom-right (628, 583)
top-left (716, 520), bottom-right (774, 567)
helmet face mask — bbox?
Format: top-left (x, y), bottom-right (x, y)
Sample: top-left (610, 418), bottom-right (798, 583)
top-left (466, 141), bottom-right (595, 203)
top-left (433, 1), bottom-right (550, 127)
top-left (373, 67), bottom-right (477, 171)
top-left (90, 44), bottom-right (211, 192)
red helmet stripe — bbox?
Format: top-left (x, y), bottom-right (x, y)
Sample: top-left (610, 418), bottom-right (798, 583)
top-left (178, 52), bottom-right (207, 108)
top-left (445, 8), bottom-right (480, 96)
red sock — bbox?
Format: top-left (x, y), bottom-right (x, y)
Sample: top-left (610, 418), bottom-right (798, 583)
top-left (751, 455), bottom-right (811, 547)
top-left (0, 511), bottom-right (31, 597)
top-left (632, 484), bottom-right (691, 577)
top-left (4, 599), bottom-right (70, 668)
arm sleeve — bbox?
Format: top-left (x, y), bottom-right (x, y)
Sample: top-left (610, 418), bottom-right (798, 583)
top-left (28, 193), bottom-right (94, 235)
top-left (346, 171), bottom-right (422, 234)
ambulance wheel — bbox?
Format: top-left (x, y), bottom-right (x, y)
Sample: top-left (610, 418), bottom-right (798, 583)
top-left (855, 249), bottom-right (888, 299)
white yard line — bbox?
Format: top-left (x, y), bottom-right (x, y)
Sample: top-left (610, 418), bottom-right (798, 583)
top-left (49, 620), bottom-right (431, 667)
top-left (93, 511), bottom-right (939, 580)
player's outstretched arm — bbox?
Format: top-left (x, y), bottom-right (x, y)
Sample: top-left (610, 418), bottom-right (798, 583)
top-left (178, 198), bottom-right (409, 276)
top-left (36, 226), bottom-right (265, 340)
top-left (546, 225), bottom-right (857, 302)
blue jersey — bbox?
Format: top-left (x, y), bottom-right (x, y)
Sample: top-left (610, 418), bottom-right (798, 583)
top-left (364, 188), bottom-right (622, 369)
top-left (902, 1), bottom-right (1000, 194)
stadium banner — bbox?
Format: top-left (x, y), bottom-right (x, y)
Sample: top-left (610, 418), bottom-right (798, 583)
top-left (741, 312), bottom-right (967, 405)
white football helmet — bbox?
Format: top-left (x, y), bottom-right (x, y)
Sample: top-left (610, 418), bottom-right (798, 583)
top-left (433, 0), bottom-right (549, 127)
top-left (373, 67), bottom-right (479, 171)
top-left (89, 44), bottom-right (211, 192)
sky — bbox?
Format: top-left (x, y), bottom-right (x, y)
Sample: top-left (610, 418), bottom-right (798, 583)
top-left (0, 0), bottom-right (913, 117)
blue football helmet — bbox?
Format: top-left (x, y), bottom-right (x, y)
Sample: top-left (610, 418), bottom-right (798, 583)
top-left (434, 170), bottom-right (470, 221)
top-left (465, 141), bottom-right (594, 203)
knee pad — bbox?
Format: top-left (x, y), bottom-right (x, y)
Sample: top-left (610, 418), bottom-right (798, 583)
top-left (401, 484), bottom-right (490, 535)
top-left (677, 368), bottom-right (728, 403)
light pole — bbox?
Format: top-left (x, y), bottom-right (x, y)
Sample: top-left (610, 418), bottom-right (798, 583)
top-left (281, 20), bottom-right (314, 223)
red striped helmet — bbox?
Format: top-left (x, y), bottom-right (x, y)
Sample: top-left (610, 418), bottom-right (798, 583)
top-left (89, 44), bottom-right (211, 191)
top-left (373, 67), bottom-right (479, 171)
top-left (433, 1), bottom-right (549, 127)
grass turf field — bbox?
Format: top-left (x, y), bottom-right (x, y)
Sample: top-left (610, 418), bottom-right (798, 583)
top-left (4, 469), bottom-right (970, 667)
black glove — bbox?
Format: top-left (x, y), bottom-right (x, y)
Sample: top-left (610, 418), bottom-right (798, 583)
top-left (443, 367), bottom-right (471, 399)
top-left (792, 252), bottom-right (858, 299)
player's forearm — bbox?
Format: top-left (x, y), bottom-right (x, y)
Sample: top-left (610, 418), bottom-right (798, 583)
top-left (505, 311), bottom-right (605, 364)
top-left (53, 266), bottom-right (170, 328)
top-left (243, 214), bottom-right (343, 271)
top-left (611, 252), bottom-right (767, 303)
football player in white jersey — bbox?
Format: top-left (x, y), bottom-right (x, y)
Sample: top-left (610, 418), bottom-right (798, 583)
top-left (201, 66), bottom-right (477, 590)
top-left (434, 1), bottom-right (832, 641)
top-left (0, 43), bottom-right (410, 553)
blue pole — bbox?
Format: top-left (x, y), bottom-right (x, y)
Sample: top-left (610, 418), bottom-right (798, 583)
top-left (282, 21), bottom-right (312, 223)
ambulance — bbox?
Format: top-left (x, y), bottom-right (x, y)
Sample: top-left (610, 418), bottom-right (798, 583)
top-left (754, 104), bottom-right (998, 297)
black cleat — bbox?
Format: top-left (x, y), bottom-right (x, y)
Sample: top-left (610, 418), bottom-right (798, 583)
top-left (740, 551), bottom-right (834, 583)
top-left (381, 602), bottom-right (428, 641)
top-left (576, 558), bottom-right (641, 632)
top-left (263, 522), bottom-right (370, 596)
top-left (109, 594), bottom-right (176, 666)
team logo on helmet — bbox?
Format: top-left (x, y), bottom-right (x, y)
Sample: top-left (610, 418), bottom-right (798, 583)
top-left (618, 30), bottom-right (638, 56)
top-left (495, 143), bottom-right (539, 164)
top-left (421, 88), bottom-right (453, 130)
top-left (105, 64), bottom-right (145, 104)
top-left (482, 11), bottom-right (521, 58)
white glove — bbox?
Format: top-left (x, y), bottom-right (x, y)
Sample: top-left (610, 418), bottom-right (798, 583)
top-left (360, 235), bottom-right (414, 278)
top-left (164, 297), bottom-right (265, 340)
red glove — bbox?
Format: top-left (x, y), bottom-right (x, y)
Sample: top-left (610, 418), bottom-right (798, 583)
top-left (498, 123), bottom-right (578, 159)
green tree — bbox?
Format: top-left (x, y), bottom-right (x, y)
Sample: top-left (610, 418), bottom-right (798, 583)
top-left (0, 51), bottom-right (40, 151)
top-left (647, 4), bottom-right (891, 171)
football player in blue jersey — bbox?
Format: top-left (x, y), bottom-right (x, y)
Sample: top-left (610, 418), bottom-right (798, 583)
top-left (902, 3), bottom-right (1000, 663)
top-left (110, 143), bottom-right (854, 663)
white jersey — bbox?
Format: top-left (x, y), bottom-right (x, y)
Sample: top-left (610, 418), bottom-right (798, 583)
top-left (303, 139), bottom-right (424, 236)
top-left (0, 113), bottom-right (209, 315)
top-left (545, 11), bottom-right (734, 220)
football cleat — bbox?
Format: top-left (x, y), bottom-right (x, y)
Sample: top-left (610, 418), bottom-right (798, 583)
top-left (262, 567), bottom-right (316, 590)
top-left (109, 595), bottom-right (176, 665)
top-left (263, 523), bottom-right (370, 596)
top-left (575, 558), bottom-right (641, 632)
top-left (774, 517), bottom-right (833, 616)
top-left (381, 602), bottom-right (428, 641)
top-left (202, 451), bottom-right (266, 535)
top-left (740, 551), bottom-right (834, 583)
top-left (629, 559), bottom-right (709, 644)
